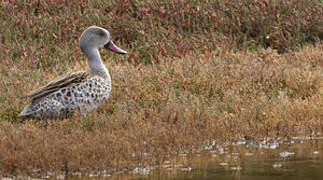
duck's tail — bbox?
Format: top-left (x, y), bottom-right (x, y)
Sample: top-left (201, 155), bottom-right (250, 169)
top-left (17, 105), bottom-right (34, 119)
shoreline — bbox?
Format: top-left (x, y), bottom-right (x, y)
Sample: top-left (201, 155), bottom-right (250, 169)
top-left (0, 136), bottom-right (322, 179)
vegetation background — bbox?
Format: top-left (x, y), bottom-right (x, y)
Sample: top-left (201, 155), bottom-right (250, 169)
top-left (0, 0), bottom-right (322, 177)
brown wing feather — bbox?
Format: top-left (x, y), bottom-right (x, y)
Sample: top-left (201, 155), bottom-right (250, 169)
top-left (21, 71), bottom-right (91, 100)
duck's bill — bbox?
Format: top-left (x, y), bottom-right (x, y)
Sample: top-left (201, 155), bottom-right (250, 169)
top-left (104, 41), bottom-right (127, 54)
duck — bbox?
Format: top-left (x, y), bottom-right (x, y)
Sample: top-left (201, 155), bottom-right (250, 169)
top-left (18, 26), bottom-right (127, 119)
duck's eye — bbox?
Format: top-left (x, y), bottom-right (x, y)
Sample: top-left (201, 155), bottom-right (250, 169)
top-left (98, 32), bottom-right (105, 37)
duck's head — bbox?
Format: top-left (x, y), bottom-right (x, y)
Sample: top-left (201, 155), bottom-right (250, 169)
top-left (79, 26), bottom-right (127, 54)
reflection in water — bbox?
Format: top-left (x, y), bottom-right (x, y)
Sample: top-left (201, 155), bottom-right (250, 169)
top-left (131, 137), bottom-right (323, 180)
top-left (2, 137), bottom-right (322, 180)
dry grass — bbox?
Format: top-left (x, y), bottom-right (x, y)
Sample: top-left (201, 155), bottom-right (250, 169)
top-left (0, 45), bottom-right (322, 176)
top-left (0, 0), bottom-right (322, 177)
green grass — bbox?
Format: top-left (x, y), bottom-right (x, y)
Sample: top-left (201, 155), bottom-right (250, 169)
top-left (1, 0), bottom-right (322, 65)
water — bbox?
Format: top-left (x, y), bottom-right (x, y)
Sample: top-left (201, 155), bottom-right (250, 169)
top-left (2, 137), bottom-right (322, 180)
top-left (128, 138), bottom-right (323, 180)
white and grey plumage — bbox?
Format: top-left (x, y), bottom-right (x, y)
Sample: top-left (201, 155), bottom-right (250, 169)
top-left (18, 26), bottom-right (127, 119)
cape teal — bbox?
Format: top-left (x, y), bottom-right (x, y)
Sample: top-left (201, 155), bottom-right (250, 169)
top-left (18, 26), bottom-right (127, 119)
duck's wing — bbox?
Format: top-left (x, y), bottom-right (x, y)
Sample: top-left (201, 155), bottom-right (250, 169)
top-left (21, 71), bottom-right (91, 100)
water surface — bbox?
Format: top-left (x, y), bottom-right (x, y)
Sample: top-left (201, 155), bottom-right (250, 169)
top-left (128, 138), bottom-right (323, 180)
top-left (5, 137), bottom-right (322, 180)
